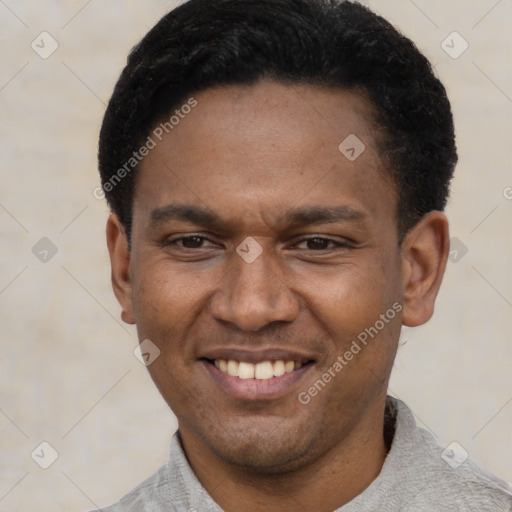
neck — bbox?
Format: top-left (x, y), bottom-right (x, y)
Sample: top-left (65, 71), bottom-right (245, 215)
top-left (180, 397), bottom-right (390, 511)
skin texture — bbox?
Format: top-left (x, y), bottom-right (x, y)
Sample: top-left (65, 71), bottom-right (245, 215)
top-left (107, 80), bottom-right (449, 511)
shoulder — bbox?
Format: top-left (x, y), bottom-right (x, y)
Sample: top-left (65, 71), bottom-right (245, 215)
top-left (87, 464), bottom-right (172, 512)
top-left (85, 431), bottom-right (221, 512)
top-left (425, 446), bottom-right (512, 510)
top-left (391, 397), bottom-right (512, 511)
top-left (416, 445), bottom-right (512, 510)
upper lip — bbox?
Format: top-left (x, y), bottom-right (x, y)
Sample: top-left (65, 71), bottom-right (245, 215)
top-left (199, 347), bottom-right (317, 365)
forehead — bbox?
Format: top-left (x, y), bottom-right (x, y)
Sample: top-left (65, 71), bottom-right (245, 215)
top-left (134, 80), bottom-right (396, 230)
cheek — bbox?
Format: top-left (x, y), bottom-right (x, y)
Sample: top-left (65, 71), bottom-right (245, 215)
top-left (302, 259), bottom-right (400, 331)
top-left (131, 265), bottom-right (192, 338)
top-left (135, 255), bottom-right (196, 301)
top-left (130, 259), bottom-right (222, 355)
top-left (130, 266), bottom-right (206, 407)
top-left (297, 256), bottom-right (402, 386)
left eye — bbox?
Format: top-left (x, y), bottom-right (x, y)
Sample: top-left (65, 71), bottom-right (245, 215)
top-left (295, 237), bottom-right (345, 250)
top-left (164, 236), bottom-right (215, 248)
top-left (180, 236), bottom-right (207, 248)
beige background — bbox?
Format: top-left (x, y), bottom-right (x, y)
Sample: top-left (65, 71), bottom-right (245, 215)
top-left (0, 0), bottom-right (511, 510)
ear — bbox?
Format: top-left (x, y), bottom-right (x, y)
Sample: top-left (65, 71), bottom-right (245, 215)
top-left (106, 213), bottom-right (135, 325)
top-left (400, 211), bottom-right (449, 327)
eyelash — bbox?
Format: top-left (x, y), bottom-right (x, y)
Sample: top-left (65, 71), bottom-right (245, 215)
top-left (161, 235), bottom-right (352, 251)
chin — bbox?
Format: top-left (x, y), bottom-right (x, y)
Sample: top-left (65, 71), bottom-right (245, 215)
top-left (201, 421), bottom-right (320, 474)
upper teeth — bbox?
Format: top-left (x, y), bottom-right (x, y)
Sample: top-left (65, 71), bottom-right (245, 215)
top-left (214, 359), bottom-right (300, 380)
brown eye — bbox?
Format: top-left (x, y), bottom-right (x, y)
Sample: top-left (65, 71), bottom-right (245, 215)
top-left (162, 235), bottom-right (214, 249)
top-left (292, 236), bottom-right (352, 252)
top-left (299, 237), bottom-right (339, 250)
top-left (306, 238), bottom-right (331, 250)
top-left (180, 236), bottom-right (206, 248)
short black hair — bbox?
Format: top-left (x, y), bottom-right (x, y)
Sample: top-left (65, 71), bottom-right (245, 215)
top-left (98, 0), bottom-right (457, 243)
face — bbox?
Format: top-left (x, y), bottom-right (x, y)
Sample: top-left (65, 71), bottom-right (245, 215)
top-left (108, 80), bottom-right (446, 473)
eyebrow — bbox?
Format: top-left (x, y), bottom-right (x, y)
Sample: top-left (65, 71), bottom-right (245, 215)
top-left (283, 205), bottom-right (366, 227)
top-left (149, 203), bottom-right (367, 230)
top-left (150, 204), bottom-right (221, 228)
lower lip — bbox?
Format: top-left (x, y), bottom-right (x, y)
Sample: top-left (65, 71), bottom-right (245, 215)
top-left (201, 360), bottom-right (313, 401)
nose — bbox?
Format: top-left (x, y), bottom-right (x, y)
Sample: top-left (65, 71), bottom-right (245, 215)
top-left (208, 248), bottom-right (299, 332)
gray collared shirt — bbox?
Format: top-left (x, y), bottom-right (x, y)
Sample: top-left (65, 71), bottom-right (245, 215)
top-left (90, 396), bottom-right (512, 511)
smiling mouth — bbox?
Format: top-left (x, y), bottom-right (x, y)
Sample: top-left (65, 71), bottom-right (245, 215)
top-left (204, 358), bottom-right (313, 380)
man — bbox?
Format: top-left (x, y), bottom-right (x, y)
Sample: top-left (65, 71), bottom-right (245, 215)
top-left (94, 0), bottom-right (512, 510)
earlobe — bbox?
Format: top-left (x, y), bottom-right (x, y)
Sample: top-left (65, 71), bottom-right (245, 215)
top-left (106, 213), bottom-right (136, 325)
top-left (400, 211), bottom-right (449, 328)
